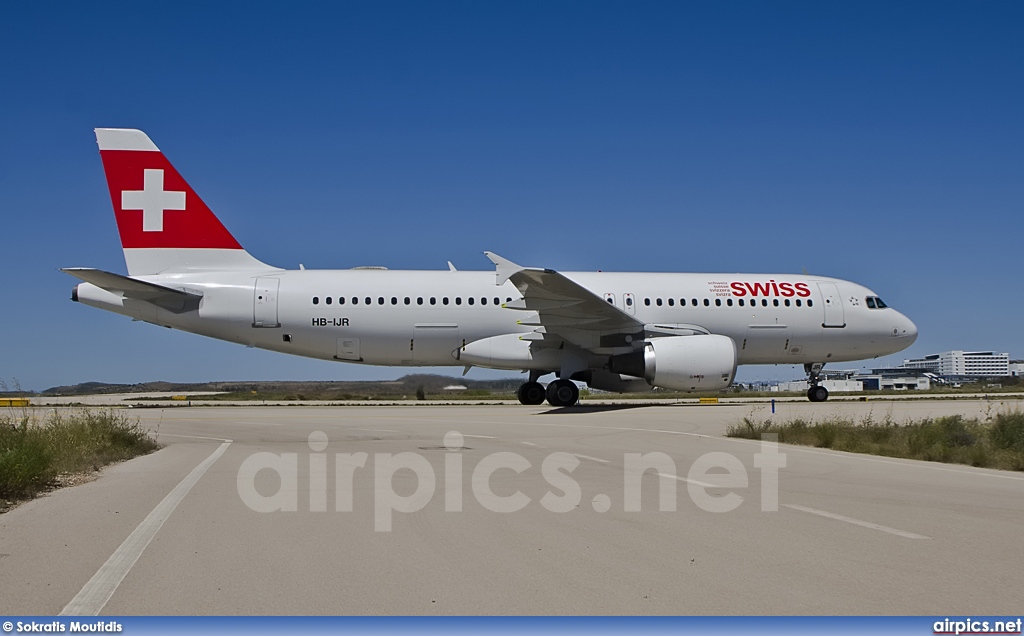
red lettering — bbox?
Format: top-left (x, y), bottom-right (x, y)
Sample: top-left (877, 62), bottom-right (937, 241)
top-left (795, 282), bottom-right (811, 298)
top-left (770, 280), bottom-right (779, 295)
top-left (749, 282), bottom-right (771, 296)
top-left (779, 282), bottom-right (795, 297)
top-left (730, 282), bottom-right (747, 296)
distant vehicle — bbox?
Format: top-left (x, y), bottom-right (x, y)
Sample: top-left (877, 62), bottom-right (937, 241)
top-left (65, 129), bottom-right (918, 406)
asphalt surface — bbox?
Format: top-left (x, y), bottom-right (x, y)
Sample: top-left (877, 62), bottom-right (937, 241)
top-left (2, 400), bottom-right (1023, 615)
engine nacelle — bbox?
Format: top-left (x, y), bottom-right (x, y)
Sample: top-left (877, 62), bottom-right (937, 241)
top-left (456, 333), bottom-right (562, 370)
top-left (610, 334), bottom-right (737, 392)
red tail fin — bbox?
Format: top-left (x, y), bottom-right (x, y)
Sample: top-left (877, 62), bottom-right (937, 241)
top-left (95, 128), bottom-right (273, 275)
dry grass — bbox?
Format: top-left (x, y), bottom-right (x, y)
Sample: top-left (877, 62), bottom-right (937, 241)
top-left (0, 409), bottom-right (160, 505)
top-left (727, 409), bottom-right (1024, 471)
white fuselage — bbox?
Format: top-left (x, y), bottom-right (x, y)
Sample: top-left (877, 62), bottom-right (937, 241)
top-left (74, 268), bottom-right (918, 369)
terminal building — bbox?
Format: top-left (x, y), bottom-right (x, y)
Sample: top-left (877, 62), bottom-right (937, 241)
top-left (898, 351), bottom-right (1010, 377)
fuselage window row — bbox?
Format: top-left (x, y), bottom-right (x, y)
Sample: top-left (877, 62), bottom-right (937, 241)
top-left (313, 294), bottom-right (817, 309)
top-left (312, 296), bottom-right (513, 306)
top-left (641, 297), bottom-right (811, 308)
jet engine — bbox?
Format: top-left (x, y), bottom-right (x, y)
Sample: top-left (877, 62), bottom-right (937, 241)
top-left (610, 334), bottom-right (737, 392)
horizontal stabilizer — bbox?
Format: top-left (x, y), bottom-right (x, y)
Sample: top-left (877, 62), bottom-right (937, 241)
top-left (63, 268), bottom-right (201, 313)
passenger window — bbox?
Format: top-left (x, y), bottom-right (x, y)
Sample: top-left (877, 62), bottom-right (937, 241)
top-left (417, 297), bottom-right (423, 305)
top-left (494, 297), bottom-right (500, 305)
top-left (378, 297), bottom-right (384, 305)
top-left (866, 297), bottom-right (876, 309)
top-left (644, 298), bottom-right (651, 306)
top-left (339, 297), bottom-right (345, 305)
top-left (506, 297), bottom-right (512, 303)
top-left (703, 298), bottom-right (709, 306)
top-left (626, 297), bottom-right (633, 306)
top-left (481, 297), bottom-right (487, 305)
top-left (468, 297), bottom-right (474, 305)
top-left (391, 297), bottom-right (398, 305)
top-left (606, 297), bottom-right (613, 304)
top-left (352, 297), bottom-right (358, 305)
top-left (313, 297), bottom-right (319, 305)
top-left (430, 297), bottom-right (436, 305)
top-left (326, 297), bottom-right (332, 305)
top-left (795, 299), bottom-right (802, 307)
top-left (784, 299), bottom-right (790, 307)
top-left (715, 298), bottom-right (722, 307)
top-left (726, 298), bottom-right (733, 306)
top-left (773, 299), bottom-right (779, 307)
top-left (762, 299), bottom-right (768, 307)
top-left (455, 297), bottom-right (462, 305)
top-left (443, 297), bottom-right (449, 305)
top-left (807, 299), bottom-right (814, 307)
top-left (365, 297), bottom-right (371, 305)
top-left (692, 299), bottom-right (698, 306)
top-left (404, 297), bottom-right (410, 305)
top-left (668, 298), bottom-right (674, 306)
top-left (656, 298), bottom-right (662, 306)
top-left (738, 298), bottom-right (744, 307)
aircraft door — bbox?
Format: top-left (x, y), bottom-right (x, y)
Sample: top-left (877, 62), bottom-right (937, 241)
top-left (253, 277), bottom-right (280, 328)
top-left (623, 293), bottom-right (636, 315)
top-left (818, 283), bottom-right (845, 328)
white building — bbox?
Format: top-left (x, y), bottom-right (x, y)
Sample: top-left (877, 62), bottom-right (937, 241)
top-left (857, 375), bottom-right (931, 391)
top-left (900, 351), bottom-right (1010, 377)
top-left (1010, 361), bottom-right (1024, 377)
top-left (773, 379), bottom-right (863, 393)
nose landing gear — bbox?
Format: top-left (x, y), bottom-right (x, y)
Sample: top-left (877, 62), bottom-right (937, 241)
top-left (805, 362), bottom-right (829, 402)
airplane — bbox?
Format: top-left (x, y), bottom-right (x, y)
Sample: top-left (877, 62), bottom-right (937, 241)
top-left (65, 128), bottom-right (918, 406)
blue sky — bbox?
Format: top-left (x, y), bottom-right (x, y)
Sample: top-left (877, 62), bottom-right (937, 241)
top-left (1, 2), bottom-right (1021, 391)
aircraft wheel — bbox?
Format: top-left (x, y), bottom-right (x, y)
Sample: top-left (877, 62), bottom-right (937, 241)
top-left (546, 379), bottom-right (579, 407)
top-left (517, 381), bottom-right (546, 405)
top-left (807, 386), bottom-right (829, 402)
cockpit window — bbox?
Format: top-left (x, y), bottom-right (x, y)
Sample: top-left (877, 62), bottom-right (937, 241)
top-left (866, 297), bottom-right (876, 309)
top-left (865, 296), bottom-right (887, 309)
top-left (875, 297), bottom-right (887, 308)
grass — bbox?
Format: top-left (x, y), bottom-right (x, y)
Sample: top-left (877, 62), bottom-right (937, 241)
top-left (727, 409), bottom-right (1024, 471)
top-left (0, 409), bottom-right (160, 504)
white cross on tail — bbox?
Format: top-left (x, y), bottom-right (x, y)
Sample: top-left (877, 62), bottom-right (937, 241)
top-left (121, 169), bottom-right (186, 232)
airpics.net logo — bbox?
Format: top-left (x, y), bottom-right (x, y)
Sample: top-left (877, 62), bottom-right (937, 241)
top-left (236, 431), bottom-right (787, 531)
top-left (934, 618), bottom-right (1023, 635)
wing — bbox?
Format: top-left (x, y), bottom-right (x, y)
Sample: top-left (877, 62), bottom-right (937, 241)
top-left (62, 268), bottom-right (202, 313)
top-left (485, 252), bottom-right (645, 354)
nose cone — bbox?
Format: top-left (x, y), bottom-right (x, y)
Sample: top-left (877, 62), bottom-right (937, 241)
top-left (894, 312), bottom-right (918, 346)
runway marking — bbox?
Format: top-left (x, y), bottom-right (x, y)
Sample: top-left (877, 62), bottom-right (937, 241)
top-left (658, 472), bottom-right (720, 489)
top-left (158, 432), bottom-right (232, 442)
top-left (350, 427), bottom-right (398, 433)
top-left (462, 434), bottom-right (496, 439)
top-left (521, 441), bottom-right (542, 447)
top-left (573, 454), bottom-right (610, 464)
top-left (784, 504), bottom-right (930, 540)
top-left (60, 440), bottom-right (232, 616)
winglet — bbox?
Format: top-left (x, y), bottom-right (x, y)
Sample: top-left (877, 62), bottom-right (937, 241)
top-left (484, 251), bottom-right (522, 286)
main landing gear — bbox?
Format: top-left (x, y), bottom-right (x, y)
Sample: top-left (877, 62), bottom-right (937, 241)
top-left (516, 372), bottom-right (579, 407)
top-left (805, 362), bottom-right (829, 402)
top-left (516, 381), bottom-right (546, 405)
